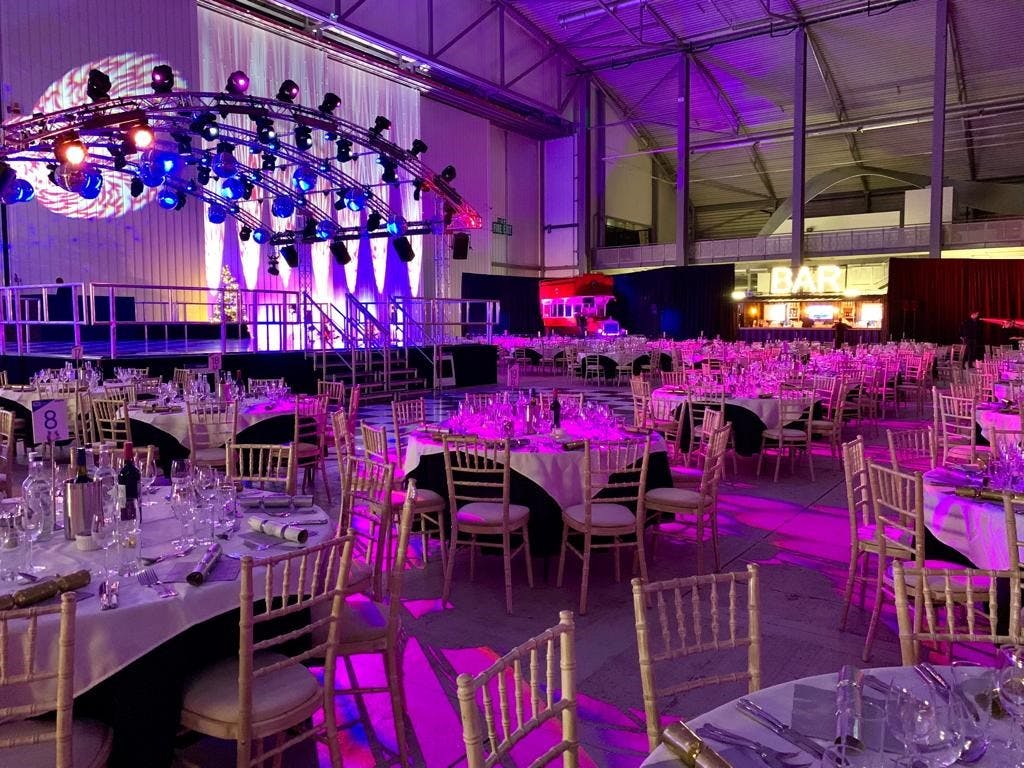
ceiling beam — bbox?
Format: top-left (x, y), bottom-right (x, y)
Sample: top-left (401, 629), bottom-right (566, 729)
top-left (946, 6), bottom-right (978, 181)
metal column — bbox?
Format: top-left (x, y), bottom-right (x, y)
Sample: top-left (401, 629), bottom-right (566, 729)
top-left (595, 89), bottom-right (607, 250)
top-left (675, 54), bottom-right (691, 267)
top-left (791, 26), bottom-right (808, 269)
top-left (930, 0), bottom-right (950, 259)
top-left (575, 77), bottom-right (591, 275)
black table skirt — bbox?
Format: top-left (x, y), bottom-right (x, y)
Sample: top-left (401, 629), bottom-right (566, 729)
top-left (406, 449), bottom-right (672, 558)
top-left (672, 401), bottom-right (824, 457)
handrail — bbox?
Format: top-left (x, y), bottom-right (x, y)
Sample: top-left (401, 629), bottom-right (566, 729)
top-left (0, 283), bottom-right (86, 355)
top-left (300, 293), bottom-right (357, 387)
top-left (345, 294), bottom-right (391, 387)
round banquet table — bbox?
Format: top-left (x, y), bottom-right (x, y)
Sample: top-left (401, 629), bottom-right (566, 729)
top-left (976, 402), bottom-right (1021, 437)
top-left (3, 492), bottom-right (333, 767)
top-left (402, 428), bottom-right (673, 557)
top-left (641, 666), bottom-right (1012, 767)
top-left (650, 387), bottom-right (821, 457)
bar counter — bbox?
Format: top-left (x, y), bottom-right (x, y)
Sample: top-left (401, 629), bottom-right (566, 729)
top-left (736, 326), bottom-right (883, 345)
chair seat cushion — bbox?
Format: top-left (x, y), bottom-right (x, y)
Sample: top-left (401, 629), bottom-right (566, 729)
top-left (181, 652), bottom-right (320, 727)
top-left (810, 419), bottom-right (836, 430)
top-left (857, 523), bottom-right (912, 548)
top-left (762, 427), bottom-right (807, 439)
top-left (391, 488), bottom-right (444, 509)
top-left (339, 597), bottom-right (388, 645)
top-left (456, 502), bottom-right (529, 527)
top-left (645, 486), bottom-right (705, 509)
top-left (884, 561), bottom-right (990, 592)
top-left (670, 465), bottom-right (703, 485)
top-left (192, 446), bottom-right (227, 464)
top-left (563, 502), bottom-right (636, 527)
top-left (291, 441), bottom-right (320, 458)
top-left (0, 717), bottom-right (111, 768)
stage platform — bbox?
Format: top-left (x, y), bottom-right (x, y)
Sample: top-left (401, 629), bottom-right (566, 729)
top-left (0, 342), bottom-right (499, 393)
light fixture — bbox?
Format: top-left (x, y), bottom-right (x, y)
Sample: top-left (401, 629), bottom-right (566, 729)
top-left (129, 176), bottom-right (145, 198)
top-left (369, 116), bottom-right (391, 136)
top-left (343, 187), bottom-right (368, 212)
top-left (211, 143), bottom-right (238, 178)
top-left (410, 139), bottom-right (428, 156)
top-left (86, 69), bottom-right (111, 101)
top-left (239, 225), bottom-right (252, 241)
top-left (280, 244), bottom-right (299, 268)
top-left (386, 215), bottom-right (407, 236)
top-left (291, 166), bottom-right (316, 193)
top-left (196, 166), bottom-right (211, 185)
top-left (314, 220), bottom-right (336, 240)
top-left (253, 227), bottom-right (271, 244)
top-left (171, 131), bottom-right (192, 155)
top-left (276, 79), bottom-right (300, 103)
top-left (189, 113), bottom-right (219, 141)
top-left (54, 133), bottom-right (87, 166)
top-left (271, 195), bottom-right (295, 218)
top-left (412, 178), bottom-right (425, 201)
top-left (126, 123), bottom-right (155, 151)
top-left (452, 232), bottom-right (470, 260)
top-left (330, 240), bottom-right (351, 265)
top-left (730, 291), bottom-right (746, 301)
top-left (294, 124), bottom-right (313, 151)
top-left (219, 177), bottom-right (244, 200)
top-left (335, 138), bottom-right (353, 162)
top-left (78, 168), bottom-right (102, 200)
top-left (440, 164), bottom-right (457, 182)
top-left (255, 117), bottom-right (276, 145)
top-left (267, 253), bottom-right (280, 276)
top-left (157, 187), bottom-right (177, 210)
top-left (318, 92), bottom-right (340, 114)
top-left (261, 153), bottom-right (277, 171)
top-left (393, 236), bottom-right (415, 263)
top-left (225, 70), bottom-right (249, 95)
top-left (366, 212), bottom-right (382, 231)
top-left (151, 65), bottom-right (174, 93)
top-left (208, 204), bottom-right (227, 224)
top-left (378, 156), bottom-right (398, 184)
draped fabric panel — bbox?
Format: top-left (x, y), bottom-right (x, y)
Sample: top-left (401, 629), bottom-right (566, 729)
top-left (197, 6), bottom-right (421, 316)
top-left (610, 265), bottom-right (736, 340)
top-left (887, 258), bottom-right (1024, 344)
top-left (461, 273), bottom-right (543, 335)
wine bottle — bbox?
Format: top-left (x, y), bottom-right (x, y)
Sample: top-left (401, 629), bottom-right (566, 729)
top-left (551, 389), bottom-right (562, 429)
top-left (73, 447), bottom-right (91, 483)
top-left (117, 443), bottom-right (141, 518)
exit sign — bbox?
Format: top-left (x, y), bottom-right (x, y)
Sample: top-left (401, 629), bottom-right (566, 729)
top-left (491, 217), bottom-right (513, 236)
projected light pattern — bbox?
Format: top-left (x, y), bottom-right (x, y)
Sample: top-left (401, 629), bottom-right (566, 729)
top-left (10, 53), bottom-right (188, 219)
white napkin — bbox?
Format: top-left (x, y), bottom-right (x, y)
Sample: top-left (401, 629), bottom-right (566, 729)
top-left (246, 516), bottom-right (309, 543)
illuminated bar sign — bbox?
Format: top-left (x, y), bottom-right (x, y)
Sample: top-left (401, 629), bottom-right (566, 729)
top-left (769, 264), bottom-right (844, 295)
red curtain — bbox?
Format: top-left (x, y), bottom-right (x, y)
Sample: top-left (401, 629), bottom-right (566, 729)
top-left (887, 258), bottom-right (1024, 344)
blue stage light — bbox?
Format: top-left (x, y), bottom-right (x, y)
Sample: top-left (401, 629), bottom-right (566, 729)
top-left (208, 204), bottom-right (227, 224)
top-left (344, 188), bottom-right (368, 212)
top-left (314, 220), bottom-right (336, 240)
top-left (291, 166), bottom-right (316, 193)
top-left (271, 195), bottom-right (295, 218)
top-left (385, 215), bottom-right (407, 236)
top-left (211, 146), bottom-right (238, 178)
top-left (157, 187), bottom-right (178, 210)
top-left (219, 177), bottom-right (244, 200)
top-left (252, 227), bottom-right (271, 244)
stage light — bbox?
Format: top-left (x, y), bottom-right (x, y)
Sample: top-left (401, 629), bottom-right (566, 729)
top-left (261, 153), bottom-right (277, 171)
top-left (211, 143), bottom-right (238, 178)
top-left (271, 195), bottom-right (295, 218)
top-left (301, 219), bottom-right (318, 242)
top-left (219, 177), bottom-right (244, 200)
top-left (172, 131), bottom-right (192, 155)
top-left (291, 166), bottom-right (316, 193)
top-left (140, 163), bottom-right (165, 188)
top-left (253, 227), bottom-right (271, 244)
top-left (243, 181), bottom-right (254, 200)
top-left (330, 240), bottom-right (351, 265)
top-left (386, 215), bottom-right (407, 236)
top-left (130, 177), bottom-right (145, 198)
top-left (239, 225), bottom-right (252, 242)
top-left (55, 133), bottom-right (87, 166)
top-left (174, 190), bottom-right (187, 211)
top-left (280, 245), bottom-right (299, 269)
top-left (267, 254), bottom-right (280, 276)
top-left (315, 220), bottom-right (336, 240)
top-left (255, 117), bottom-right (276, 145)
top-left (378, 156), bottom-right (398, 185)
top-left (366, 212), bottom-right (382, 231)
top-left (79, 168), bottom-right (103, 200)
top-left (440, 165), bottom-right (457, 182)
top-left (151, 64), bottom-right (174, 93)
top-left (410, 139), bottom-right (428, 156)
top-left (393, 236), bottom-right (415, 263)
top-left (208, 204), bottom-right (227, 224)
top-left (413, 178), bottom-right (424, 201)
top-left (111, 149), bottom-right (127, 170)
top-left (225, 70), bottom-right (249, 95)
top-left (294, 124), bottom-right (313, 151)
top-left (127, 123), bottom-right (155, 151)
top-left (276, 79), bottom-right (300, 103)
top-left (190, 113), bottom-right (219, 141)
top-left (196, 166), bottom-right (211, 186)
top-left (157, 187), bottom-right (178, 210)
top-left (86, 68), bottom-right (111, 101)
top-left (335, 139), bottom-right (353, 163)
top-left (443, 203), bottom-right (454, 225)
top-left (452, 232), bottom-right (470, 260)
top-left (318, 92), bottom-right (340, 115)
top-left (344, 187), bottom-right (368, 212)
top-left (369, 116), bottom-right (391, 136)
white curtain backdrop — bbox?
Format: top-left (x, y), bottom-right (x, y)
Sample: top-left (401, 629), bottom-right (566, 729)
top-left (198, 6), bottom-right (422, 315)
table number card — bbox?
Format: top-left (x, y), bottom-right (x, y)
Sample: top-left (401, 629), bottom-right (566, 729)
top-left (207, 353), bottom-right (223, 371)
top-left (32, 399), bottom-right (70, 443)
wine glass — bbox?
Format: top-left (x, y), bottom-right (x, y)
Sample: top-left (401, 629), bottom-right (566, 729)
top-left (170, 459), bottom-right (192, 490)
top-left (886, 683), bottom-right (964, 768)
top-left (139, 459), bottom-right (158, 505)
top-left (0, 503), bottom-right (23, 582)
top-left (169, 483), bottom-right (195, 552)
top-left (950, 661), bottom-right (996, 761)
top-left (16, 499), bottom-right (44, 574)
top-left (91, 498), bottom-right (117, 579)
top-left (998, 646), bottom-right (1024, 766)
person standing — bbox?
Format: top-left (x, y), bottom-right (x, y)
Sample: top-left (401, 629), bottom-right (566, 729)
top-left (832, 317), bottom-right (850, 349)
top-left (960, 311), bottom-right (983, 365)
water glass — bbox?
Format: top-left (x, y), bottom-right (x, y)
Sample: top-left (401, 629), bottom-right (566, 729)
top-left (886, 683), bottom-right (964, 768)
top-left (91, 500), bottom-right (117, 579)
top-left (998, 646), bottom-right (1024, 766)
top-left (0, 506), bottom-right (22, 581)
top-left (16, 499), bottom-right (44, 573)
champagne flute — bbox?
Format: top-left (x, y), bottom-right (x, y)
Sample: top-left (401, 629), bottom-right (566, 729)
top-left (91, 498), bottom-right (117, 579)
top-left (16, 499), bottom-right (44, 574)
top-left (139, 459), bottom-right (158, 505)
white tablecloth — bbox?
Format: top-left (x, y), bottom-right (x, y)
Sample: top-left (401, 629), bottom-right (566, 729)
top-left (651, 387), bottom-right (807, 431)
top-left (976, 404), bottom-right (1021, 436)
top-left (641, 666), bottom-right (1009, 767)
top-left (923, 468), bottom-right (1017, 569)
top-left (128, 397), bottom-right (294, 450)
top-left (403, 430), bottom-right (667, 511)
top-left (2, 492), bottom-right (332, 705)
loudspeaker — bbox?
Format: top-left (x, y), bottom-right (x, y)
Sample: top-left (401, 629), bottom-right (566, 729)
top-left (393, 236), bottom-right (415, 262)
top-left (452, 232), bottom-right (470, 260)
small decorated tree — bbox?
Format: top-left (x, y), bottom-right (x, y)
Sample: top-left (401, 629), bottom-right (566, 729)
top-left (212, 265), bottom-right (240, 322)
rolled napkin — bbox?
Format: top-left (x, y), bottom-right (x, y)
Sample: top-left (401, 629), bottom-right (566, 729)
top-left (237, 493), bottom-right (314, 509)
top-left (186, 543), bottom-right (223, 586)
top-left (955, 487), bottom-right (1015, 503)
top-left (0, 569), bottom-right (91, 611)
top-left (835, 664), bottom-right (863, 747)
top-left (561, 440), bottom-right (585, 451)
top-left (661, 722), bottom-right (734, 767)
top-left (246, 516), bottom-right (309, 544)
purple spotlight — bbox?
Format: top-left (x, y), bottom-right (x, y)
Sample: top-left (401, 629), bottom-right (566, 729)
top-left (225, 70), bottom-right (249, 95)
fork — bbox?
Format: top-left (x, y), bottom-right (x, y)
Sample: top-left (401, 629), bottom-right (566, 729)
top-left (696, 724), bottom-right (811, 768)
top-left (138, 567), bottom-right (177, 598)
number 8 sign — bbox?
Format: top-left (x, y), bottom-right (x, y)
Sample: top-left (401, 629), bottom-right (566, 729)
top-left (32, 399), bottom-right (70, 443)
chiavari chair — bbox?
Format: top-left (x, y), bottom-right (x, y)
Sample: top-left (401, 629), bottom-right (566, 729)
top-left (177, 533), bottom-right (355, 768)
top-left (756, 395), bottom-right (815, 482)
top-left (0, 594), bottom-right (113, 768)
top-left (345, 384), bottom-right (361, 436)
top-left (226, 443), bottom-right (295, 495)
top-left (91, 397), bottom-right (132, 448)
top-left (810, 377), bottom-right (847, 463)
top-left (557, 436), bottom-right (650, 614)
top-left (101, 381), bottom-right (137, 404)
top-left (456, 611), bottom-right (578, 768)
top-left (316, 379), bottom-right (346, 411)
top-left (248, 377), bottom-right (285, 391)
top-left (173, 368), bottom-right (204, 388)
top-left (537, 390), bottom-right (585, 410)
top-left (935, 389), bottom-right (985, 467)
top-left (0, 409), bottom-right (13, 497)
top-left (338, 454), bottom-right (393, 595)
top-left (186, 399), bottom-right (238, 469)
top-left (886, 426), bottom-right (938, 473)
top-left (987, 427), bottom-right (1024, 459)
top-left (672, 406), bottom-right (723, 484)
top-left (442, 436), bottom-right (533, 615)
top-left (632, 565), bottom-right (761, 751)
top-left (838, 435), bottom-right (881, 633)
top-left (896, 354), bottom-right (929, 414)
top-left (114, 366), bottom-right (150, 380)
top-left (292, 394), bottom-right (329, 500)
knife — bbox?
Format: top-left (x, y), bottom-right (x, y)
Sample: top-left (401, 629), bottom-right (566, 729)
top-left (737, 698), bottom-right (826, 760)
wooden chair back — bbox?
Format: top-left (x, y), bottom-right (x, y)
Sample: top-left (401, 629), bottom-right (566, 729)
top-left (231, 534), bottom-right (355, 767)
top-left (842, 436), bottom-right (872, 531)
top-left (988, 429), bottom-right (1024, 461)
top-left (886, 426), bottom-right (937, 472)
top-left (392, 398), bottom-right (426, 468)
top-left (632, 565), bottom-right (761, 750)
top-left (186, 400), bottom-right (239, 451)
top-left (893, 562), bottom-right (1020, 665)
top-left (0, 593), bottom-right (77, 768)
top-left (293, 395), bottom-right (328, 452)
top-left (248, 377), bottom-right (285, 391)
top-left (661, 370), bottom-right (688, 387)
top-left (226, 443), bottom-right (295, 495)
top-left (102, 382), bottom-right (137, 404)
top-left (91, 398), bottom-right (132, 447)
top-left (578, 437), bottom-right (650, 528)
top-left (172, 368), bottom-right (203, 387)
top-left (442, 437), bottom-right (512, 519)
top-left (114, 366), bottom-right (149, 379)
top-left (346, 385), bottom-right (361, 433)
top-left (317, 379), bottom-right (346, 410)
top-left (699, 425), bottom-right (731, 500)
top-left (339, 455), bottom-right (394, 598)
top-left (360, 422), bottom-right (391, 466)
top-left (456, 611), bottom-right (578, 768)
top-left (868, 461), bottom-right (925, 564)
